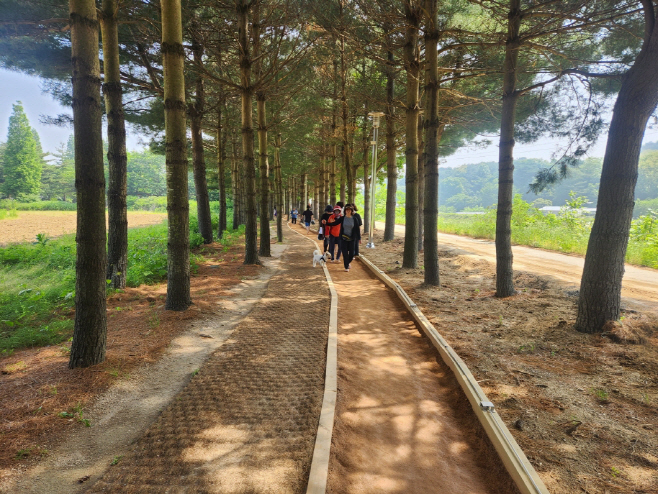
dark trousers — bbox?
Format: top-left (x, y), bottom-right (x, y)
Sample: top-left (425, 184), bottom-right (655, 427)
top-left (323, 236), bottom-right (329, 253)
top-left (292, 217), bottom-right (296, 224)
top-left (328, 235), bottom-right (341, 260)
top-left (340, 238), bottom-right (356, 269)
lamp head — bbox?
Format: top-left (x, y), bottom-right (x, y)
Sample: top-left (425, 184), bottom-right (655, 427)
top-left (368, 111), bottom-right (385, 128)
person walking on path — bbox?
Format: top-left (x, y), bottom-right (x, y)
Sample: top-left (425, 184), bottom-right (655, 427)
top-left (346, 203), bottom-right (362, 257)
top-left (326, 206), bottom-right (342, 262)
top-left (320, 205), bottom-right (333, 253)
top-left (302, 205), bottom-right (314, 233)
top-left (290, 207), bottom-right (298, 224)
top-left (333, 204), bottom-right (360, 271)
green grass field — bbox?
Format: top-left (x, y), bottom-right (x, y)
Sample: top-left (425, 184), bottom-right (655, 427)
top-left (0, 207), bottom-right (238, 354)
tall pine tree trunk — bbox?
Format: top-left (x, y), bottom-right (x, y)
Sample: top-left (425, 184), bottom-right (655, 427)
top-left (577, 5), bottom-right (658, 332)
top-left (231, 131), bottom-right (240, 229)
top-left (254, 3), bottom-right (270, 256)
top-left (402, 1), bottom-right (420, 269)
top-left (190, 32), bottom-right (212, 244)
top-left (423, 0), bottom-right (440, 286)
top-left (384, 37), bottom-right (397, 242)
top-left (101, 0), bottom-right (127, 290)
top-left (361, 102), bottom-right (370, 234)
top-left (69, 0), bottom-right (107, 368)
top-left (237, 0), bottom-right (258, 264)
top-left (274, 134), bottom-right (283, 241)
top-left (330, 61), bottom-right (338, 206)
top-left (319, 149), bottom-right (327, 211)
top-left (339, 168), bottom-right (346, 204)
top-left (417, 111), bottom-right (425, 252)
top-left (340, 30), bottom-right (353, 204)
top-left (495, 0), bottom-right (521, 297)
top-left (217, 107), bottom-right (227, 237)
top-left (162, 0), bottom-right (190, 310)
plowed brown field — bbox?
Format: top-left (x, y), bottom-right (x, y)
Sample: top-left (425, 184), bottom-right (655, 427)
top-left (0, 211), bottom-right (167, 245)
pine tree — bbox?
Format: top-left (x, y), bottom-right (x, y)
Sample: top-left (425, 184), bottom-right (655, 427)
top-left (1, 102), bottom-right (42, 199)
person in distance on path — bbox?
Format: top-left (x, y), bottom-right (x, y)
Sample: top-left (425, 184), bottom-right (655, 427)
top-left (302, 205), bottom-right (314, 233)
top-left (290, 207), bottom-right (298, 224)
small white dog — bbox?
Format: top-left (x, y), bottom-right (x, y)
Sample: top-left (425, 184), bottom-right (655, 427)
top-left (313, 249), bottom-right (331, 267)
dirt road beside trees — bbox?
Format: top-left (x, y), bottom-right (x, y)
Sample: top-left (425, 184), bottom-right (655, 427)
top-left (375, 221), bottom-right (658, 308)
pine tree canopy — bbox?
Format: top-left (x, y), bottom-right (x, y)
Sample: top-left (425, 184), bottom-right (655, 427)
top-left (1, 101), bottom-right (42, 199)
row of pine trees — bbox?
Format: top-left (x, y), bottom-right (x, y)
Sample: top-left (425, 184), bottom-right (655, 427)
top-left (2, 0), bottom-right (658, 367)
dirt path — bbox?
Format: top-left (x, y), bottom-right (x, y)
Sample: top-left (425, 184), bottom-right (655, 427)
top-left (0, 211), bottom-right (167, 245)
top-left (292, 224), bottom-right (518, 494)
top-left (80, 230), bottom-right (330, 493)
top-left (375, 221), bottom-right (658, 308)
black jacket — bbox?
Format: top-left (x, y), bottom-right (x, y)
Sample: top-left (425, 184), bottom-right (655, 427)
top-left (331, 215), bottom-right (361, 242)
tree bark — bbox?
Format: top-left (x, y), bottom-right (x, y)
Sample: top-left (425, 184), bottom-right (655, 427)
top-left (101, 0), bottom-right (127, 290)
top-left (190, 31), bottom-right (212, 244)
top-left (577, 5), bottom-right (658, 332)
top-left (339, 23), bottom-right (353, 204)
top-left (363, 151), bottom-right (371, 235)
top-left (319, 147), bottom-right (327, 211)
top-left (495, 0), bottom-right (521, 297)
top-left (339, 168), bottom-right (346, 204)
top-left (384, 36), bottom-right (397, 242)
top-left (217, 107), bottom-right (227, 237)
top-left (253, 2), bottom-right (270, 257)
top-left (423, 0), bottom-right (440, 286)
top-left (274, 133), bottom-right (283, 242)
top-left (402, 1), bottom-right (420, 269)
top-left (162, 0), bottom-right (191, 310)
top-left (231, 131), bottom-right (240, 229)
top-left (361, 102), bottom-right (370, 234)
top-left (237, 0), bottom-right (259, 264)
top-left (69, 0), bottom-right (107, 368)
top-left (330, 61), bottom-right (338, 206)
top-left (417, 111), bottom-right (425, 252)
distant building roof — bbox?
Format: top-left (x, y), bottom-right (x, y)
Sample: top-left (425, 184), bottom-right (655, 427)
top-left (539, 206), bottom-right (596, 213)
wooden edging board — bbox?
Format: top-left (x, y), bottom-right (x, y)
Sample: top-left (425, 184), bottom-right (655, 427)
top-left (285, 223), bottom-right (338, 494)
top-left (357, 254), bottom-right (550, 494)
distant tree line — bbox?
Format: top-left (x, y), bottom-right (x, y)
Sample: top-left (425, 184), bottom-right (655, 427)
top-left (437, 149), bottom-right (658, 216)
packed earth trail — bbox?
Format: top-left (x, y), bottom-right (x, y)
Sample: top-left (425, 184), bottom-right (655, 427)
top-left (292, 223), bottom-right (519, 494)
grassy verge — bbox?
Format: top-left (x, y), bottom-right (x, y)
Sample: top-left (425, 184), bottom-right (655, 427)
top-left (0, 213), bottom-right (242, 354)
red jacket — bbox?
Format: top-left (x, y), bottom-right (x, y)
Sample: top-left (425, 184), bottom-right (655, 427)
top-left (327, 215), bottom-right (341, 237)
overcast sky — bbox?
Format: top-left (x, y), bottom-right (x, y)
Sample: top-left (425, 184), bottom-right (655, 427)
top-left (2, 67), bottom-right (658, 166)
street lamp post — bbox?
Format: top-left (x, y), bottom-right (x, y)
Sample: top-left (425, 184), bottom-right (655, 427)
top-left (366, 111), bottom-right (385, 249)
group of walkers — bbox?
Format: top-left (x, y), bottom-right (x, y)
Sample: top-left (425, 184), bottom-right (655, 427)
top-left (289, 202), bottom-right (363, 272)
top-left (319, 202), bottom-right (362, 272)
